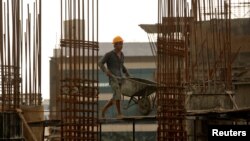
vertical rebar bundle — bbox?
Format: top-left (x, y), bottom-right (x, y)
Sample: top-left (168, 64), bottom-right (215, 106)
top-left (0, 0), bottom-right (42, 111)
top-left (59, 0), bottom-right (99, 140)
top-left (188, 0), bottom-right (232, 94)
top-left (157, 0), bottom-right (189, 140)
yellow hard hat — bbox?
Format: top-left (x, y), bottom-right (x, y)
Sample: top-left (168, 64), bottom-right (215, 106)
top-left (112, 36), bottom-right (123, 44)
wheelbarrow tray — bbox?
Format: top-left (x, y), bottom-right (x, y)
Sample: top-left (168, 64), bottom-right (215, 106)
top-left (121, 77), bottom-right (157, 97)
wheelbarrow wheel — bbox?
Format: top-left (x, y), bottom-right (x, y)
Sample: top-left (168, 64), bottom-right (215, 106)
top-left (138, 96), bottom-right (151, 115)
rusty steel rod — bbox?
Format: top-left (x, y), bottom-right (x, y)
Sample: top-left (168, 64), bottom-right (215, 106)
top-left (188, 0), bottom-right (233, 94)
top-left (157, 0), bottom-right (188, 140)
top-left (59, 0), bottom-right (99, 140)
top-left (0, 0), bottom-right (41, 111)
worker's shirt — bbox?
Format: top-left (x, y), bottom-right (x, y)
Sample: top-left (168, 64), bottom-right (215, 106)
top-left (98, 50), bottom-right (128, 77)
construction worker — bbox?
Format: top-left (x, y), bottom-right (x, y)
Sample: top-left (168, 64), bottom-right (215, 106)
top-left (98, 35), bottom-right (130, 118)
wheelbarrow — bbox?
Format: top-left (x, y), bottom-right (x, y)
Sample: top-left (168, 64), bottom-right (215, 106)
top-left (120, 77), bottom-right (157, 115)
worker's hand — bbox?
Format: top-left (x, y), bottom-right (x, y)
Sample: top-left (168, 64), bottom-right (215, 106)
top-left (125, 72), bottom-right (130, 78)
top-left (106, 71), bottom-right (113, 77)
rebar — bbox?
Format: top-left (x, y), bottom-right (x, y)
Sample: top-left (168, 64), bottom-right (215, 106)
top-left (0, 0), bottom-right (42, 111)
top-left (59, 0), bottom-right (99, 140)
top-left (157, 0), bottom-right (188, 140)
top-left (188, 0), bottom-right (233, 94)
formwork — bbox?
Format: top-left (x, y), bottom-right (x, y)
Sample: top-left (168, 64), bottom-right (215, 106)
top-left (58, 0), bottom-right (99, 140)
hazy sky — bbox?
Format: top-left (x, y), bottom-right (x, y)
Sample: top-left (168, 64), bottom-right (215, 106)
top-left (41, 0), bottom-right (158, 99)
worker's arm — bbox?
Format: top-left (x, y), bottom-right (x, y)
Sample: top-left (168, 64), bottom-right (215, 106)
top-left (98, 55), bottom-right (112, 77)
top-left (122, 65), bottom-right (130, 77)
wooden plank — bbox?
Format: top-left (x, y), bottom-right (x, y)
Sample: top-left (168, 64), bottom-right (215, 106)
top-left (16, 108), bottom-right (38, 141)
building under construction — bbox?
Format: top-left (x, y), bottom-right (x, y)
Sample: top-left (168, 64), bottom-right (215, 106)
top-left (1, 0), bottom-right (250, 141)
